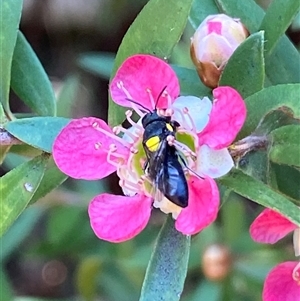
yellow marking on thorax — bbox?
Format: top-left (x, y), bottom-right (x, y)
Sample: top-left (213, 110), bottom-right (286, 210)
top-left (166, 123), bottom-right (173, 132)
top-left (145, 136), bottom-right (160, 152)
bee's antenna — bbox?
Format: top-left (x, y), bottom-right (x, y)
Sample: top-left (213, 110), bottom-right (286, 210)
top-left (154, 85), bottom-right (168, 109)
top-left (125, 98), bottom-right (151, 113)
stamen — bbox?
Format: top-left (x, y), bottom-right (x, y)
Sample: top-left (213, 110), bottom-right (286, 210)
top-left (292, 262), bottom-right (300, 284)
top-left (173, 140), bottom-right (197, 157)
top-left (116, 81), bottom-right (145, 117)
top-left (165, 108), bottom-right (174, 117)
top-left (125, 110), bottom-right (144, 131)
top-left (182, 107), bottom-right (197, 132)
top-left (171, 107), bottom-right (190, 129)
top-left (146, 88), bottom-right (155, 109)
top-left (92, 122), bottom-right (132, 148)
top-left (113, 125), bottom-right (138, 141)
top-left (106, 144), bottom-right (127, 167)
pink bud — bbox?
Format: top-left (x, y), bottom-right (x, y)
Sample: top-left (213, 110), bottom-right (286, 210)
top-left (191, 14), bottom-right (249, 88)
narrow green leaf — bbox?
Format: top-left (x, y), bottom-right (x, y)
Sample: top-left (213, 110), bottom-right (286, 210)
top-left (5, 117), bottom-right (70, 153)
top-left (252, 106), bottom-right (299, 136)
top-left (222, 194), bottom-right (246, 245)
top-left (11, 32), bottom-right (56, 116)
top-left (269, 125), bottom-right (300, 167)
top-left (0, 145), bottom-right (11, 164)
top-left (172, 65), bottom-right (211, 97)
top-left (218, 168), bottom-right (300, 226)
top-left (0, 268), bottom-right (13, 300)
top-left (30, 157), bottom-right (68, 204)
top-left (239, 84), bottom-right (300, 138)
top-left (271, 163), bottom-right (300, 203)
top-left (219, 31), bottom-right (265, 98)
top-left (76, 256), bottom-right (102, 301)
top-left (0, 154), bottom-right (48, 236)
top-left (187, 280), bottom-right (222, 301)
top-left (238, 150), bottom-right (270, 183)
top-left (215, 0), bottom-right (300, 84)
top-left (259, 0), bottom-right (300, 54)
top-left (139, 215), bottom-right (190, 301)
top-left (0, 0), bottom-right (23, 113)
top-left (108, 0), bottom-right (194, 126)
top-left (56, 75), bottom-right (80, 118)
top-left (0, 206), bottom-right (44, 262)
top-left (77, 52), bottom-right (115, 79)
top-left (265, 37), bottom-right (300, 84)
top-left (189, 0), bottom-right (219, 29)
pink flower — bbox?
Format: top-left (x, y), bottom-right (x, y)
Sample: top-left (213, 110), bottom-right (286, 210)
top-left (191, 14), bottom-right (249, 88)
top-left (263, 261), bottom-right (300, 301)
top-left (250, 208), bottom-right (300, 301)
top-left (53, 54), bottom-right (246, 243)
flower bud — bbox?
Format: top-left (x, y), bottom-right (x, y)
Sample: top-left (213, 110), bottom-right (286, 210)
top-left (191, 14), bottom-right (249, 88)
top-left (202, 244), bottom-right (232, 282)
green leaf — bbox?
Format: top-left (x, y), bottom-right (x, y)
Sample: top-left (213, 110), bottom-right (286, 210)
top-left (218, 168), bottom-right (300, 226)
top-left (0, 145), bottom-right (11, 164)
top-left (215, 0), bottom-right (300, 84)
top-left (139, 215), bottom-right (190, 301)
top-left (189, 0), bottom-right (219, 29)
top-left (265, 37), bottom-right (300, 85)
top-left (271, 163), bottom-right (300, 202)
top-left (269, 125), bottom-right (300, 167)
top-left (0, 268), bottom-right (13, 300)
top-left (30, 157), bottom-right (68, 204)
top-left (187, 281), bottom-right (222, 301)
top-left (11, 32), bottom-right (56, 116)
top-left (5, 117), bottom-right (70, 153)
top-left (252, 106), bottom-right (299, 136)
top-left (238, 150), bottom-right (270, 183)
top-left (219, 31), bottom-right (265, 98)
top-left (0, 206), bottom-right (44, 262)
top-left (108, 0), bottom-right (194, 126)
top-left (0, 0), bottom-right (23, 114)
top-left (0, 154), bottom-right (48, 236)
top-left (76, 256), bottom-right (102, 301)
top-left (56, 75), bottom-right (80, 118)
top-left (222, 194), bottom-right (246, 245)
top-left (259, 0), bottom-right (300, 54)
top-left (172, 65), bottom-right (211, 97)
top-left (77, 52), bottom-right (115, 79)
top-left (239, 84), bottom-right (300, 139)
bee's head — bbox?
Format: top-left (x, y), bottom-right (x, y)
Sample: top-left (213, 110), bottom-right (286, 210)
top-left (141, 110), bottom-right (170, 128)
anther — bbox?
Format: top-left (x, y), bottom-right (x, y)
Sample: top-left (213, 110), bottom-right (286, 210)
top-left (130, 146), bottom-right (138, 154)
top-left (165, 108), bottom-right (174, 116)
top-left (94, 142), bottom-right (102, 150)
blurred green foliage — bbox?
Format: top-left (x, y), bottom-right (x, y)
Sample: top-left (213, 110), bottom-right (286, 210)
top-left (0, 0), bottom-right (299, 300)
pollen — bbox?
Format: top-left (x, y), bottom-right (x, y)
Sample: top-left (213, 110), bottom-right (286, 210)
top-left (153, 197), bottom-right (182, 219)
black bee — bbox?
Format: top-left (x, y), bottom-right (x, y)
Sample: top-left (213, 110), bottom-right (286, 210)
top-left (141, 109), bottom-right (189, 208)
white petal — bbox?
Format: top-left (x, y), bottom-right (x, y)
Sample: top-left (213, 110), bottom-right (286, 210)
top-left (196, 145), bottom-right (234, 178)
top-left (293, 228), bottom-right (300, 257)
top-left (172, 96), bottom-right (212, 132)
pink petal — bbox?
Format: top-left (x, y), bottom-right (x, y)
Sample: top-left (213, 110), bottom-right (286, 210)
top-left (175, 176), bottom-right (220, 235)
top-left (53, 117), bottom-right (129, 180)
top-left (207, 21), bottom-right (222, 35)
top-left (198, 86), bottom-right (246, 149)
top-left (88, 193), bottom-right (152, 242)
top-left (263, 261), bottom-right (300, 301)
top-left (250, 208), bottom-right (298, 244)
top-left (110, 54), bottom-right (180, 109)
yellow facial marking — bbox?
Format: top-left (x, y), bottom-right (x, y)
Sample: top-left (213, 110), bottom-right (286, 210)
top-left (166, 123), bottom-right (173, 132)
top-left (145, 136), bottom-right (160, 152)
